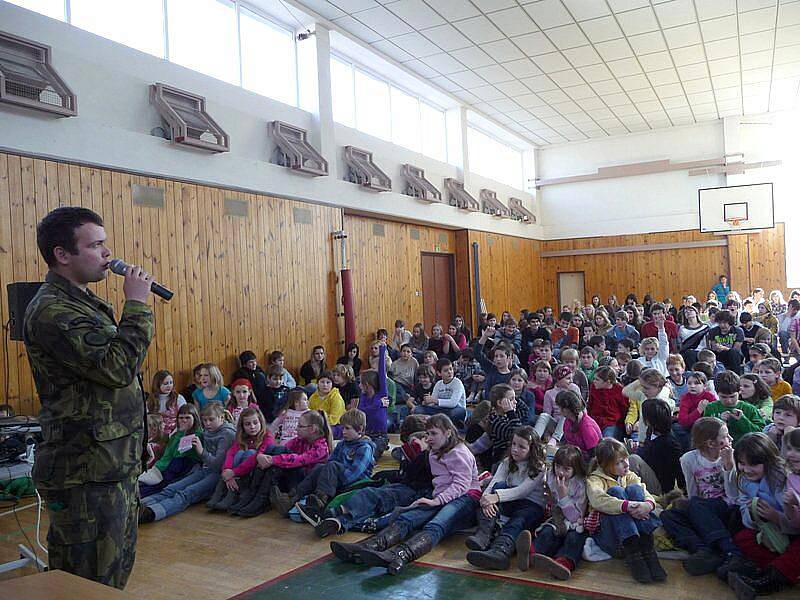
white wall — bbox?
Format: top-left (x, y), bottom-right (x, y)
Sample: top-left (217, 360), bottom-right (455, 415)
top-left (0, 2), bottom-right (540, 238)
top-left (536, 121), bottom-right (726, 239)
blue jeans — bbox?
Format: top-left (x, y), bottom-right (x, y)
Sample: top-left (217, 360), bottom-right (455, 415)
top-left (602, 425), bottom-right (623, 440)
top-left (661, 496), bottom-right (738, 555)
top-left (142, 467), bottom-right (219, 521)
top-left (497, 499), bottom-right (544, 541)
top-left (339, 483), bottom-right (428, 531)
top-left (535, 524), bottom-right (588, 566)
top-left (413, 405), bottom-right (467, 426)
top-left (671, 422), bottom-right (691, 453)
top-left (592, 484), bottom-right (660, 556)
top-left (396, 494), bottom-right (478, 546)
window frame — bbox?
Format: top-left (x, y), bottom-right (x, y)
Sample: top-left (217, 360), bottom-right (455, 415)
top-left (467, 124), bottom-right (525, 191)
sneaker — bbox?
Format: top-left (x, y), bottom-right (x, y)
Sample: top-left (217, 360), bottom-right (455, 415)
top-left (296, 501), bottom-right (323, 526)
top-left (315, 517), bottom-right (343, 538)
top-left (683, 548), bottom-right (724, 576)
top-left (138, 506), bottom-right (155, 525)
top-left (533, 554), bottom-right (573, 580)
top-left (390, 447), bottom-right (405, 462)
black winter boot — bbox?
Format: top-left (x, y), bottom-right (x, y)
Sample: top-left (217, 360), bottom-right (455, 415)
top-left (270, 486), bottom-right (297, 516)
top-left (622, 536), bottom-right (652, 584)
top-left (216, 487), bottom-right (239, 512)
top-left (206, 479), bottom-right (228, 510)
top-left (236, 470), bottom-right (275, 517)
top-left (330, 522), bottom-right (407, 565)
top-left (683, 547), bottom-right (724, 576)
top-left (466, 534), bottom-right (516, 570)
top-left (717, 553), bottom-right (763, 582)
top-left (465, 512), bottom-right (497, 551)
top-left (639, 533), bottom-right (667, 582)
top-left (728, 567), bottom-right (792, 599)
top-left (229, 469), bottom-right (266, 514)
top-left (360, 531), bottom-right (435, 575)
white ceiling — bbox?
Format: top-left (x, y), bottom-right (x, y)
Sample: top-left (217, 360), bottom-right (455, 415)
top-left (292, 0), bottom-right (800, 146)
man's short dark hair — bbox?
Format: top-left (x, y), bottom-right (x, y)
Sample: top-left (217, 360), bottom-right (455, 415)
top-left (37, 207), bottom-right (103, 267)
top-left (715, 370), bottom-right (741, 395)
top-left (715, 310), bottom-right (735, 326)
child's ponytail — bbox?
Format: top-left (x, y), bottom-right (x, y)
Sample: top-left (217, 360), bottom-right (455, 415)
top-left (304, 410), bottom-right (334, 452)
top-left (319, 410), bottom-right (333, 452)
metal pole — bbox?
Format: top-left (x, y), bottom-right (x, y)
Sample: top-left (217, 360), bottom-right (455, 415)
top-left (471, 241), bottom-right (482, 330)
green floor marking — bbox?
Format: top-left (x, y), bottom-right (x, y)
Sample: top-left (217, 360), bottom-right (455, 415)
top-left (239, 556), bottom-right (612, 600)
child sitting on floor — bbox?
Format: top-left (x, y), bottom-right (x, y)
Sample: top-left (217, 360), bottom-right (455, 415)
top-left (557, 390), bottom-right (602, 461)
top-left (765, 394), bottom-right (800, 448)
top-left (309, 370), bottom-right (346, 429)
top-left (226, 378), bottom-right (259, 425)
top-left (588, 366), bottom-right (628, 441)
top-left (702, 371), bottom-right (766, 444)
top-left (270, 388), bottom-right (310, 445)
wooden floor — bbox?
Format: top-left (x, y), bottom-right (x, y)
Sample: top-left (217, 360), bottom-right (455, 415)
top-left (0, 465), bottom-right (794, 599)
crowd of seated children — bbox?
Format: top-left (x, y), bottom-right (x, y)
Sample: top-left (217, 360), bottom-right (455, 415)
top-left (139, 279), bottom-right (800, 595)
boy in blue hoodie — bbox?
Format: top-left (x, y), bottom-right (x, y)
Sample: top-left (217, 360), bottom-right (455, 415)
top-left (295, 408), bottom-right (375, 525)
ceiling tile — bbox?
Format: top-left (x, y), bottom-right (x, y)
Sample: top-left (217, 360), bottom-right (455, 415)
top-left (608, 57), bottom-right (643, 77)
top-left (516, 93), bottom-right (547, 107)
top-left (619, 73), bottom-right (652, 90)
top-left (627, 87), bottom-right (658, 101)
top-left (549, 68), bottom-right (585, 87)
top-left (355, 6), bottom-right (414, 37)
top-left (739, 6), bottom-right (778, 35)
top-left (420, 24), bottom-right (471, 51)
top-left (523, 0), bottom-right (574, 29)
top-left (695, 0), bottom-right (736, 21)
top-left (700, 15), bottom-right (739, 41)
top-left (670, 44), bottom-right (707, 65)
top-left (591, 79), bottom-right (624, 94)
top-left (617, 7), bottom-right (660, 36)
top-left (530, 104), bottom-right (560, 117)
top-left (774, 43), bottom-right (800, 64)
top-left (531, 52), bottom-right (573, 73)
top-left (738, 0), bottom-right (778, 15)
top-left (404, 59), bottom-right (439, 78)
top-left (682, 77), bottom-right (712, 93)
top-left (391, 32), bottom-right (441, 56)
top-left (578, 63), bottom-right (614, 82)
top-left (385, 0), bottom-right (446, 29)
top-left (447, 70), bottom-right (487, 88)
top-left (429, 0), bottom-right (480, 21)
top-left (563, 0), bottom-right (611, 21)
top-left (449, 46), bottom-right (495, 68)
top-left (713, 75), bottom-right (742, 92)
top-left (513, 31), bottom-right (558, 56)
top-left (422, 53), bottom-right (465, 74)
top-left (677, 61), bottom-right (710, 80)
top-left (773, 61), bottom-right (800, 78)
top-left (664, 23), bottom-right (702, 48)
top-left (628, 31), bottom-right (668, 54)
top-left (482, 39), bottom-right (526, 62)
top-left (452, 89), bottom-right (480, 104)
top-left (648, 68), bottom-right (680, 85)
top-left (638, 51), bottom-right (674, 70)
top-left (547, 24), bottom-right (590, 49)
top-left (429, 75), bottom-right (461, 92)
top-left (297, 0), bottom-right (345, 20)
top-left (564, 84), bottom-right (598, 99)
top-left (521, 74), bottom-right (559, 92)
top-left (687, 90), bottom-right (716, 104)
top-left (655, 82), bottom-right (685, 98)
top-left (334, 16), bottom-right (383, 43)
top-left (495, 79), bottom-right (532, 96)
top-left (471, 0), bottom-right (516, 11)
top-left (486, 7), bottom-right (539, 38)
top-left (551, 99), bottom-right (582, 113)
top-left (541, 115), bottom-right (570, 127)
top-left (740, 30), bottom-right (775, 53)
top-left (704, 37), bottom-right (740, 60)
top-left (577, 96), bottom-right (606, 110)
top-left (470, 84), bottom-right (506, 101)
top-left (741, 49), bottom-right (773, 70)
top-left (581, 16), bottom-right (624, 43)
top-left (596, 38), bottom-right (634, 60)
top-left (562, 45), bottom-right (603, 66)
top-left (330, 0), bottom-right (379, 11)
top-left (601, 92), bottom-right (630, 106)
top-left (653, 0), bottom-right (698, 29)
top-left (371, 39), bottom-right (414, 62)
top-left (742, 67), bottom-right (771, 84)
top-left (637, 99), bottom-right (664, 112)
top-left (473, 64), bottom-right (515, 83)
top-left (568, 109), bottom-right (596, 123)
top-left (779, 2), bottom-right (800, 28)
top-left (708, 56), bottom-right (741, 76)
top-left (502, 58), bottom-right (543, 78)
top-left (453, 15), bottom-right (504, 44)
top-left (615, 105), bottom-right (643, 118)
top-left (776, 23), bottom-right (800, 48)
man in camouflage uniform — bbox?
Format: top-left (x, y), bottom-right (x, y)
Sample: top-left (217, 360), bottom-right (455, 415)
top-left (23, 207), bottom-right (154, 589)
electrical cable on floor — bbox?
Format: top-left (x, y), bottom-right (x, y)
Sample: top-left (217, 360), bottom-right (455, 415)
top-left (2, 464), bottom-right (44, 571)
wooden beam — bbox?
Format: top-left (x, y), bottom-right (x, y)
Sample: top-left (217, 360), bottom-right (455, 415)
top-left (541, 238), bottom-right (728, 258)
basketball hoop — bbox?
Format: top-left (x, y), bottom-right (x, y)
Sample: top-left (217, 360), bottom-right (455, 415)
top-left (729, 218), bottom-right (742, 228)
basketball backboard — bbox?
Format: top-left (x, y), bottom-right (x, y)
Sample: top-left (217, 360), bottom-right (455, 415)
top-left (698, 183), bottom-right (774, 234)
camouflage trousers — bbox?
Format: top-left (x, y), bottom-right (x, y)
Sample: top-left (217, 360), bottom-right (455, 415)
top-left (42, 475), bottom-right (139, 589)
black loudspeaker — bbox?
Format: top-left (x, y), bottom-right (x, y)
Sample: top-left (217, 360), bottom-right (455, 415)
top-left (7, 282), bottom-right (44, 341)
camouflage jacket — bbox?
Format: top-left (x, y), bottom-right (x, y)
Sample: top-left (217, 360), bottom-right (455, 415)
top-left (23, 271), bottom-right (154, 490)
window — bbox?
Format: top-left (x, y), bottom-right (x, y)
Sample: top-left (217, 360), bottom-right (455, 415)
top-left (421, 102), bottom-right (447, 163)
top-left (390, 87), bottom-right (420, 152)
top-left (467, 126), bottom-right (524, 190)
top-left (3, 0), bottom-right (64, 20)
top-left (240, 8), bottom-right (296, 106)
top-left (167, 0), bottom-right (238, 85)
top-left (71, 0), bottom-right (164, 58)
top-left (330, 56), bottom-right (354, 127)
top-left (354, 69), bottom-right (390, 141)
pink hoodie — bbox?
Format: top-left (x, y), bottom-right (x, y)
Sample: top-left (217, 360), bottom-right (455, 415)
top-left (429, 443), bottom-right (481, 505)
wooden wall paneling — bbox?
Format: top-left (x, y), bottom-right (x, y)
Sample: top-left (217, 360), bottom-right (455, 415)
top-left (7, 155), bottom-right (28, 416)
top-left (0, 154), bottom-right (21, 415)
top-left (747, 224), bottom-right (787, 295)
top-left (453, 229), bottom-right (473, 331)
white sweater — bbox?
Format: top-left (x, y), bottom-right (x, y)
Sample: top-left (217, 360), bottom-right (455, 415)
top-left (432, 377), bottom-right (466, 409)
top-left (486, 457), bottom-right (546, 506)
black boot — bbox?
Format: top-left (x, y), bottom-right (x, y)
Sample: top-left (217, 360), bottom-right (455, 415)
top-left (216, 487), bottom-right (239, 512)
top-left (717, 553), bottom-right (764, 582)
top-left (237, 470), bottom-right (275, 518)
top-left (622, 535), bottom-right (652, 584)
top-left (683, 547), bottom-right (724, 576)
top-left (138, 506), bottom-right (156, 525)
top-left (206, 479), bottom-right (228, 510)
top-left (270, 486), bottom-right (297, 517)
top-left (361, 531), bottom-right (435, 575)
top-left (330, 522), bottom-right (407, 565)
top-left (728, 567), bottom-right (792, 599)
top-left (465, 512), bottom-right (497, 551)
top-left (516, 530), bottom-right (532, 571)
top-left (229, 469), bottom-right (266, 514)
top-left (639, 533), bottom-right (667, 582)
top-left (466, 534), bottom-right (516, 570)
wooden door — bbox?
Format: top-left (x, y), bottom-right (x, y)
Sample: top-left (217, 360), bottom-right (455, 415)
top-left (421, 253), bottom-right (456, 330)
top-left (558, 271), bottom-right (585, 312)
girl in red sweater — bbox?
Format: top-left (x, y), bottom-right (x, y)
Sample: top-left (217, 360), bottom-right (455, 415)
top-left (677, 372), bottom-right (717, 433)
top-left (588, 366), bottom-right (628, 441)
top-left (207, 407), bottom-right (274, 512)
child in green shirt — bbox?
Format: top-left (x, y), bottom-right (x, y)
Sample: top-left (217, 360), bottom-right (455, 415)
top-left (702, 371), bottom-right (765, 443)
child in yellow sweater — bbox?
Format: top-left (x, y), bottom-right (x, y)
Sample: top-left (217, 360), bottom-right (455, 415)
top-left (754, 357), bottom-right (792, 400)
top-left (587, 438), bottom-right (665, 584)
top-left (623, 368), bottom-right (674, 441)
top-left (309, 371), bottom-right (346, 428)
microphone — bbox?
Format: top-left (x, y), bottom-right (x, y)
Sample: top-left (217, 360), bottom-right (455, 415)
top-left (108, 258), bottom-right (174, 301)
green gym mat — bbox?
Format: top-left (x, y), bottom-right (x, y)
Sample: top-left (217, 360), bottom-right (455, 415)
top-left (230, 554), bottom-right (633, 600)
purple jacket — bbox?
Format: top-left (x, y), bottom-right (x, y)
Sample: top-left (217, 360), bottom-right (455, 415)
top-left (358, 345), bottom-right (388, 434)
top-left (430, 443), bottom-right (480, 505)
